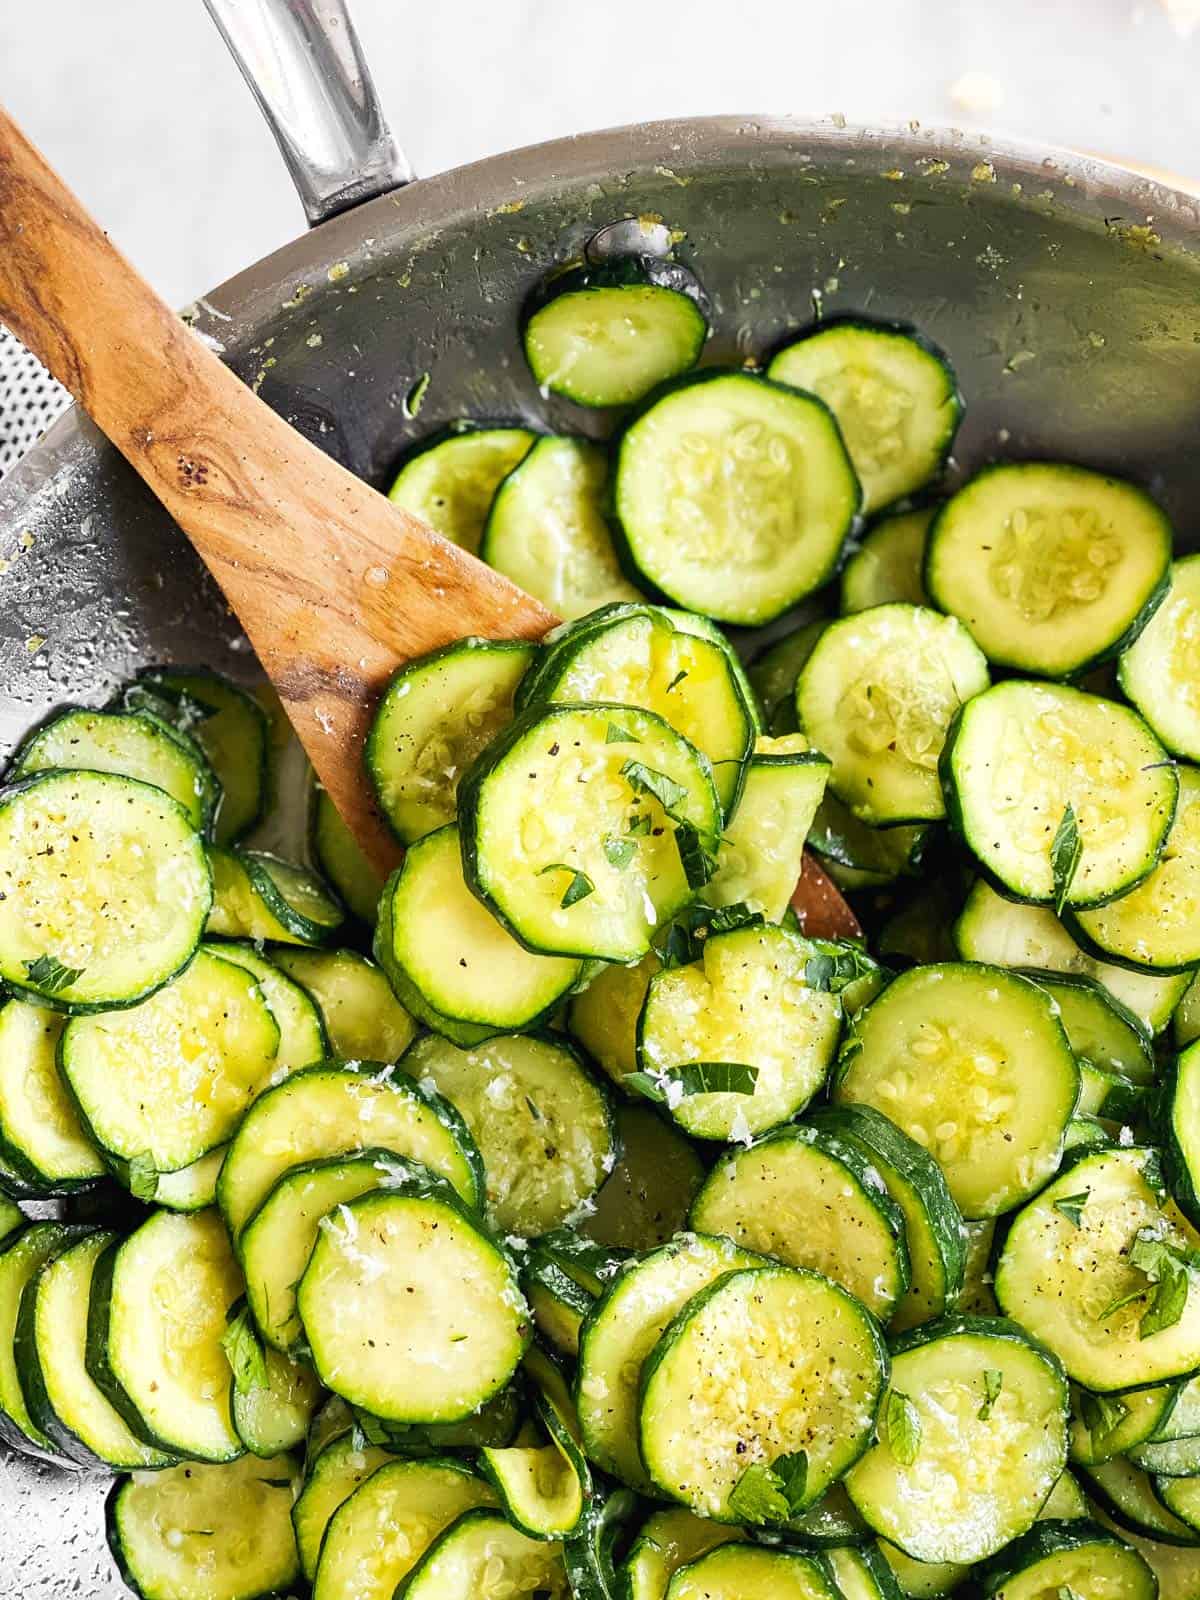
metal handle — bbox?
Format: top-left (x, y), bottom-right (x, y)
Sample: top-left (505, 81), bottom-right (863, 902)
top-left (202, 0), bottom-right (412, 227)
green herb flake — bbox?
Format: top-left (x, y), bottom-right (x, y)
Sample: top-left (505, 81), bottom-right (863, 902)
top-left (627, 814), bottom-right (652, 836)
top-left (726, 1462), bottom-right (791, 1524)
top-left (978, 1368), bottom-right (1003, 1421)
top-left (603, 835), bottom-right (638, 870)
top-left (23, 953), bottom-right (84, 994)
top-left (886, 1390), bottom-right (922, 1465)
top-left (773, 1449), bottom-right (808, 1512)
top-left (1051, 803), bottom-right (1082, 916)
top-left (1058, 1588), bottom-right (1085, 1600)
top-left (1078, 1390), bottom-right (1128, 1447)
top-left (351, 1409), bottom-right (391, 1446)
top-left (605, 722), bottom-right (642, 745)
top-left (625, 1062), bottom-right (759, 1105)
top-left (524, 1096), bottom-right (543, 1122)
top-left (674, 821), bottom-right (719, 889)
top-left (1053, 1191), bottom-right (1090, 1229)
top-left (126, 1151), bottom-right (159, 1203)
top-left (403, 370), bottom-right (431, 418)
top-left (539, 863), bottom-right (595, 908)
top-left (665, 669), bottom-right (689, 693)
top-left (620, 760), bottom-right (689, 814)
top-left (1142, 1149), bottom-right (1169, 1208)
top-left (220, 1304), bottom-right (267, 1395)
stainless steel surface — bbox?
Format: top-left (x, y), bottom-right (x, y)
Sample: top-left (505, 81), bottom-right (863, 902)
top-left (202, 0), bottom-right (411, 224)
top-left (3, 111), bottom-right (1200, 1595)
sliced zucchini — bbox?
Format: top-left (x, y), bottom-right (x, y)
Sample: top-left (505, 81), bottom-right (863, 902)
top-left (1157, 1476), bottom-right (1200, 1537)
top-left (0, 1199), bottom-right (21, 1246)
top-left (217, 1060), bottom-right (482, 1237)
top-left (954, 878), bottom-right (1190, 1035)
top-left (845, 1316), bottom-right (1069, 1564)
top-left (524, 1257), bottom-right (593, 1359)
top-left (995, 1146), bottom-right (1200, 1391)
top-left (482, 436), bottom-right (642, 619)
top-left (876, 1543), bottom-right (964, 1598)
top-left (375, 824), bottom-right (581, 1037)
top-left (135, 666), bottom-right (270, 844)
top-left (841, 507), bottom-right (935, 612)
top-left (797, 603), bottom-right (990, 825)
top-left (240, 849), bottom-right (344, 945)
top-left (366, 637), bottom-right (534, 845)
top-left (10, 704), bottom-right (218, 834)
top-left (518, 603), bottom-right (754, 815)
top-left (689, 1124), bottom-right (910, 1320)
top-left (808, 790), bottom-right (930, 888)
top-left (209, 941), bottom-right (327, 1070)
top-left (1176, 974), bottom-right (1200, 1047)
top-left (957, 1219), bottom-right (998, 1315)
top-left (834, 963), bottom-right (1078, 1218)
top-left (1089, 1509), bottom-right (1200, 1599)
top-left (479, 1362), bottom-right (587, 1539)
top-left (667, 1542), bottom-right (837, 1600)
top-left (703, 737), bottom-right (830, 918)
top-left (1041, 1470), bottom-right (1089, 1518)
top-left (1156, 1040), bottom-right (1200, 1230)
top-left (155, 1146), bottom-right (227, 1213)
top-left (88, 1209), bottom-right (244, 1462)
top-left (0, 768), bottom-right (212, 1011)
top-left (14, 1229), bottom-right (173, 1470)
top-left (1132, 1434), bottom-right (1200, 1478)
top-left (293, 1429), bottom-right (392, 1580)
top-left (927, 463), bottom-right (1172, 676)
top-left (878, 880), bottom-right (962, 965)
top-left (523, 256), bottom-right (707, 407)
top-left (822, 1545), bottom-right (905, 1600)
top-left (1073, 765), bottom-right (1200, 971)
top-left (579, 1103), bottom-right (703, 1251)
top-left (312, 788), bottom-right (383, 923)
top-left (401, 1506), bottom-right (567, 1598)
top-left (809, 1103), bottom-right (967, 1332)
top-left (107, 1453), bottom-right (300, 1600)
top-left (785, 1481), bottom-right (872, 1546)
top-left (232, 1344), bottom-right (321, 1458)
top-left (622, 1506), bottom-right (745, 1600)
top-left (576, 1233), bottom-right (763, 1490)
top-left (977, 1515), bottom-right (1155, 1599)
top-left (1120, 553), bottom-right (1200, 761)
top-left (640, 1264), bottom-right (887, 1520)
top-left (388, 423), bottom-right (537, 554)
top-left (1081, 1457), bottom-right (1199, 1544)
top-left (298, 1187), bottom-right (528, 1423)
top-left (0, 1000), bottom-right (104, 1189)
top-left (460, 701), bottom-right (721, 963)
top-left (269, 945), bottom-right (416, 1062)
top-left (1023, 968), bottom-right (1155, 1083)
top-left (943, 680), bottom-right (1177, 907)
top-left (747, 619), bottom-right (826, 736)
top-left (612, 369), bottom-right (861, 626)
top-left (1068, 1382), bottom-right (1173, 1465)
top-left (60, 947), bottom-right (280, 1177)
top-left (0, 1221), bottom-right (91, 1461)
top-left (567, 950), bottom-right (660, 1091)
top-left (312, 1456), bottom-right (495, 1600)
top-left (1151, 1370), bottom-right (1200, 1443)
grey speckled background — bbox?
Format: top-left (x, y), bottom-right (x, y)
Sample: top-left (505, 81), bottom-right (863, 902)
top-left (1, 0), bottom-right (1199, 306)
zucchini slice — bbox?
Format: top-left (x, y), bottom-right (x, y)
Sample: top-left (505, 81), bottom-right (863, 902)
top-left (877, 1542), bottom-right (964, 1597)
top-left (841, 507), bottom-right (935, 612)
top-left (1149, 1369), bottom-right (1200, 1444)
top-left (927, 463), bottom-right (1172, 676)
top-left (14, 1229), bottom-right (173, 1470)
top-left (1156, 1040), bottom-right (1200, 1230)
top-left (567, 949), bottom-right (660, 1091)
top-left (612, 370), bottom-right (861, 626)
top-left (10, 704), bottom-right (219, 834)
top-left (523, 257), bottom-right (707, 408)
top-left (1176, 974), bottom-right (1200, 1047)
top-left (959, 1219), bottom-right (999, 1315)
top-left (1023, 968), bottom-right (1155, 1083)
top-left (0, 1221), bottom-right (91, 1462)
top-left (954, 878), bottom-right (1190, 1035)
top-left (1068, 1382), bottom-right (1173, 1465)
top-left (312, 788), bottom-right (383, 923)
top-left (621, 1507), bottom-right (746, 1600)
top-left (834, 963), bottom-right (1078, 1218)
top-left (667, 1542), bottom-right (838, 1600)
top-left (269, 946), bottom-right (417, 1062)
top-left (809, 1104), bottom-right (967, 1332)
top-left (0, 1000), bottom-right (104, 1189)
top-left (977, 1516), bottom-right (1155, 1599)
top-left (768, 320), bottom-right (960, 513)
top-left (241, 849), bottom-right (345, 945)
top-left (703, 736), bottom-right (830, 917)
top-left (640, 1264), bottom-right (887, 1521)
top-left (134, 666), bottom-right (270, 844)
top-left (688, 1124), bottom-right (910, 1321)
top-left (242, 1148), bottom-right (444, 1352)
top-left (400, 1032), bottom-right (616, 1237)
top-left (1130, 1433), bottom-right (1200, 1478)
top-left (154, 1146), bottom-right (227, 1213)
top-left (822, 1545), bottom-right (905, 1600)
top-left (293, 1429), bottom-right (393, 1580)
top-left (1073, 765), bottom-right (1200, 971)
top-left (375, 825), bottom-right (581, 1037)
top-left (217, 1061), bottom-right (482, 1237)
top-left (636, 923), bottom-right (842, 1140)
top-left (297, 1187), bottom-right (528, 1423)
top-left (523, 1256), bottom-right (593, 1359)
top-left (60, 947), bottom-right (281, 1177)
top-left (797, 603), bottom-right (990, 826)
top-left (87, 1209), bottom-right (244, 1462)
top-left (518, 603), bottom-right (754, 816)
top-left (747, 619), bottom-right (826, 736)
top-left (312, 1456), bottom-right (495, 1600)
top-left (576, 1233), bottom-right (764, 1490)
top-left (106, 1453), bottom-right (301, 1600)
top-left (846, 1316), bottom-right (1068, 1564)
top-left (479, 1358), bottom-right (588, 1540)
top-left (579, 1104), bottom-right (703, 1252)
top-left (808, 791), bottom-right (931, 888)
top-left (232, 1344), bottom-right (321, 1458)
top-left (1090, 1509), bottom-right (1200, 1598)
top-left (400, 1506), bottom-right (567, 1598)
top-left (482, 436), bottom-right (642, 620)
top-left (0, 1200), bottom-right (20, 1247)
top-left (1155, 1476), bottom-right (1200, 1537)
top-left (1120, 553), bottom-right (1200, 761)
top-left (1081, 1456), bottom-right (1199, 1545)
top-left (387, 423), bottom-right (537, 554)
top-left (208, 941), bottom-right (327, 1070)
top-left (460, 701), bottom-right (721, 963)
top-left (366, 637), bottom-right (534, 845)
top-left (0, 768), bottom-right (212, 1011)
top-left (995, 1146), bottom-right (1200, 1391)
top-left (942, 680), bottom-right (1177, 908)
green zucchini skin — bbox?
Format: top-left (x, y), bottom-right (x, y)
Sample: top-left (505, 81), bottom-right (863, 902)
top-left (1156, 1041), bottom-right (1200, 1230)
top-left (975, 1516), bottom-right (1156, 1597)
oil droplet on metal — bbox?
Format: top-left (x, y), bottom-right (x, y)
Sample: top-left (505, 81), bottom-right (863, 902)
top-left (365, 566), bottom-right (389, 588)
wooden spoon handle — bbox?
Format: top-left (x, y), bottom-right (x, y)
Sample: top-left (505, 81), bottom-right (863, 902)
top-left (0, 106), bottom-right (553, 873)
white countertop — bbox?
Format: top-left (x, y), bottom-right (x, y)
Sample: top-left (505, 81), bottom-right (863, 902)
top-left (2, 0), bottom-right (1199, 306)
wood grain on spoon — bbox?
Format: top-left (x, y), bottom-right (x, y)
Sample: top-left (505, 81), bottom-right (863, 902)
top-left (0, 105), bottom-right (856, 934)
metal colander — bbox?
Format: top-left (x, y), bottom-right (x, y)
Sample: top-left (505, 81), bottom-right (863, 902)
top-left (0, 325), bottom-right (69, 478)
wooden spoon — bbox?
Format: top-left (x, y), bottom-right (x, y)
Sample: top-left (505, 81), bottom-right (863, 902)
top-left (0, 109), bottom-right (858, 938)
